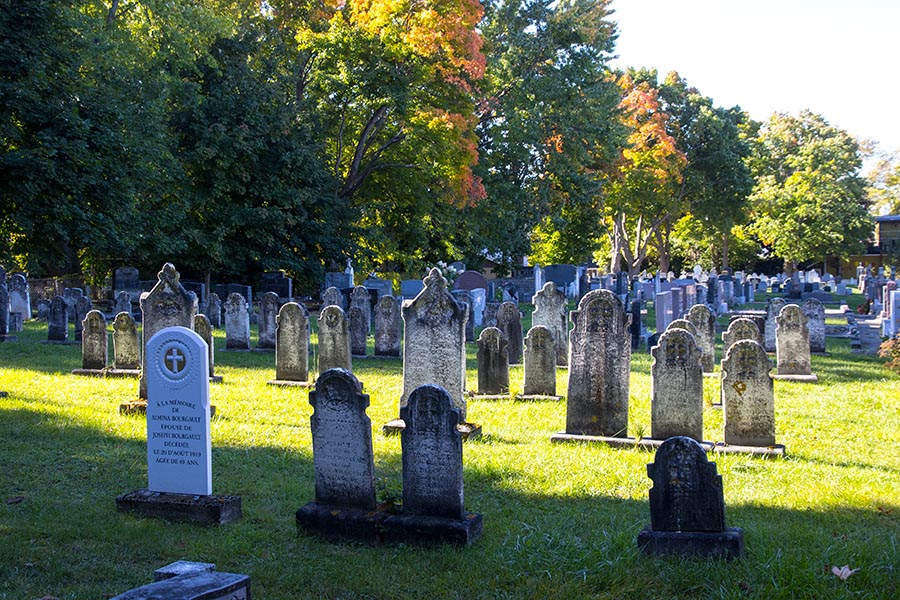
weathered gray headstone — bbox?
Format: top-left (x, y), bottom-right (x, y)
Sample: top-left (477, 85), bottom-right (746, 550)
top-left (193, 314), bottom-right (219, 383)
top-left (321, 286), bottom-right (345, 310)
top-left (63, 287), bottom-right (84, 321)
top-left (531, 282), bottom-right (568, 366)
top-left (114, 291), bottom-right (132, 317)
top-left (400, 385), bottom-right (465, 519)
top-left (318, 305), bottom-right (352, 373)
top-left (482, 301), bottom-right (499, 328)
top-left (113, 266), bottom-right (142, 301)
top-left (8, 272), bottom-right (31, 320)
top-left (476, 327), bottom-right (509, 396)
top-left (651, 328), bottom-right (703, 441)
top-left (801, 298), bottom-right (826, 353)
top-left (764, 297), bottom-right (787, 352)
top-left (722, 317), bottom-right (761, 358)
top-left (775, 304), bottom-right (816, 380)
top-left (110, 562), bottom-right (249, 600)
top-left (309, 369), bottom-right (376, 510)
top-left (139, 264), bottom-right (198, 399)
top-left (113, 312), bottom-right (141, 371)
top-left (451, 289), bottom-right (475, 342)
top-left (272, 302), bottom-right (310, 384)
top-left (0, 267), bottom-right (9, 336)
top-left (47, 295), bottom-right (68, 341)
top-left (373, 295), bottom-right (401, 357)
top-left (73, 295), bottom-right (92, 342)
top-left (350, 285), bottom-right (372, 333)
top-left (637, 436), bottom-right (744, 559)
top-left (495, 301), bottom-right (524, 365)
top-left (721, 340), bottom-right (777, 448)
top-left (686, 304), bottom-right (715, 373)
top-left (257, 291), bottom-right (280, 350)
top-left (522, 325), bottom-right (557, 398)
top-left (655, 291), bottom-right (672, 333)
top-left (79, 310), bottom-right (108, 370)
top-left (204, 292), bottom-right (222, 328)
top-left (223, 293), bottom-right (251, 350)
top-left (564, 290), bottom-right (631, 437)
top-left (348, 306), bottom-right (368, 357)
top-left (400, 268), bottom-right (468, 420)
top-left (666, 318), bottom-right (699, 338)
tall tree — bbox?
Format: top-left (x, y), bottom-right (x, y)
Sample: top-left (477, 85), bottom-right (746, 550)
top-left (747, 110), bottom-right (872, 271)
top-left (866, 149), bottom-right (900, 215)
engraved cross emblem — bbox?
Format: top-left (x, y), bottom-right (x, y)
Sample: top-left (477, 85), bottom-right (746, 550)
top-left (165, 348), bottom-right (186, 374)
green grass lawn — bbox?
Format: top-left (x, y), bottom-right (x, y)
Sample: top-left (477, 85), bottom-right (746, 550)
top-left (1, 318), bottom-right (898, 599)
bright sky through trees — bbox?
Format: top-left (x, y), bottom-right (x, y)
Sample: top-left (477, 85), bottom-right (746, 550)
top-left (609, 0), bottom-right (900, 161)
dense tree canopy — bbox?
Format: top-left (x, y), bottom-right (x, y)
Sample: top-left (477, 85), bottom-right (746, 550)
top-left (0, 2), bottom-right (880, 286)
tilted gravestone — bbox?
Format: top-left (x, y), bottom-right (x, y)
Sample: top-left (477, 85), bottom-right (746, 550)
top-left (193, 314), bottom-right (221, 383)
top-left (774, 304), bottom-right (817, 382)
top-left (721, 339), bottom-right (782, 452)
top-left (296, 369), bottom-right (378, 542)
top-left (476, 327), bottom-right (509, 396)
top-left (686, 304), bottom-right (715, 373)
top-left (349, 306), bottom-right (368, 358)
top-left (74, 310), bottom-right (107, 373)
top-left (801, 298), bottom-right (826, 353)
top-left (764, 298), bottom-right (787, 353)
top-left (47, 295), bottom-right (68, 342)
top-left (522, 325), bottom-right (558, 398)
top-left (269, 302), bottom-right (310, 385)
top-left (112, 312), bottom-right (141, 373)
top-left (532, 282), bottom-right (568, 366)
top-left (560, 290), bottom-right (631, 438)
top-left (637, 436), bottom-right (744, 559)
top-left (257, 291), bottom-right (280, 350)
top-left (373, 295), bottom-right (401, 357)
top-left (651, 328), bottom-right (704, 441)
top-left (722, 317), bottom-right (761, 359)
top-left (397, 268), bottom-right (469, 423)
top-left (117, 326), bottom-right (241, 524)
top-left (495, 301), bottom-right (524, 365)
top-left (382, 384), bottom-right (482, 545)
top-left (317, 305), bottom-right (352, 373)
top-left (223, 293), bottom-right (251, 350)
top-left (138, 264), bottom-right (198, 400)
top-left (321, 286), bottom-right (345, 310)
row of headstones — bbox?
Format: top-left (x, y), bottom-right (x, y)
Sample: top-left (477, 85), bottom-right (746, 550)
top-left (558, 290), bottom-right (801, 450)
top-left (0, 266), bottom-right (31, 336)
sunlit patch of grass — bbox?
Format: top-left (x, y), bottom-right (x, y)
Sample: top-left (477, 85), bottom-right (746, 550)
top-left (1, 319), bottom-right (899, 599)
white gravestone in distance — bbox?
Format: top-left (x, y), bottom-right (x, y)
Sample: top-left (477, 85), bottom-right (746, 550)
top-left (146, 326), bottom-right (211, 496)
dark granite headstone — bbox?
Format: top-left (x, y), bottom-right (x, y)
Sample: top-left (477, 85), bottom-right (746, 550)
top-left (630, 300), bottom-right (642, 350)
top-left (476, 327), bottom-right (509, 395)
top-left (495, 301), bottom-right (524, 365)
top-left (47, 295), bottom-right (68, 342)
top-left (637, 436), bottom-right (743, 559)
top-left (259, 271), bottom-right (292, 298)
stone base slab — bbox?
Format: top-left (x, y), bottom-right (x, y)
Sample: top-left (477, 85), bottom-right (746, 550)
top-left (637, 526), bottom-right (744, 560)
top-left (120, 401), bottom-right (216, 417)
top-left (551, 432), bottom-right (783, 457)
top-left (515, 394), bottom-right (563, 402)
top-left (381, 512), bottom-right (483, 546)
top-left (112, 562), bottom-right (249, 599)
top-left (209, 375), bottom-right (223, 384)
top-left (0, 334), bottom-right (18, 342)
top-left (296, 502), bottom-right (482, 546)
top-left (772, 373), bottom-right (818, 382)
top-left (712, 443), bottom-right (785, 457)
top-left (267, 379), bottom-right (313, 388)
top-left (116, 489), bottom-right (242, 525)
top-left (383, 419), bottom-right (482, 440)
top-left (106, 368), bottom-right (141, 378)
top-left (71, 368), bottom-right (107, 377)
top-left (471, 393), bottom-right (509, 400)
top-left (702, 371), bottom-right (719, 378)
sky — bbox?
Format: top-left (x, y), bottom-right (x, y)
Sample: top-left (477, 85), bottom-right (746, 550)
top-left (608, 0), bottom-right (900, 167)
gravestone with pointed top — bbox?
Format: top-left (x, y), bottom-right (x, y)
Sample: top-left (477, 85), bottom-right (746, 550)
top-left (637, 436), bottom-right (743, 559)
top-left (651, 328), bottom-right (703, 441)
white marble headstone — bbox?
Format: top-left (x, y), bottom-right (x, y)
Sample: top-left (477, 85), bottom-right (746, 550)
top-left (146, 326), bottom-right (212, 495)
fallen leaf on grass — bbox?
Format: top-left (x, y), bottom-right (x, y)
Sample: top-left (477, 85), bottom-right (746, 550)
top-left (832, 565), bottom-right (860, 580)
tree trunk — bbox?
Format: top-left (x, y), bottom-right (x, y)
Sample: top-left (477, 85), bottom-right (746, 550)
top-left (721, 233), bottom-right (730, 269)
